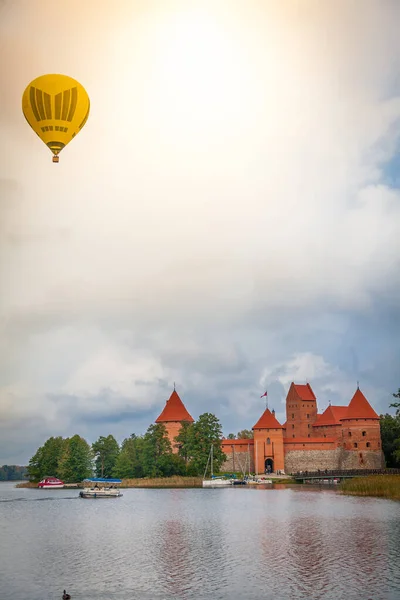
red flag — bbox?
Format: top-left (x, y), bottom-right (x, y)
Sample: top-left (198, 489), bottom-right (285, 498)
top-left (260, 391), bottom-right (268, 398)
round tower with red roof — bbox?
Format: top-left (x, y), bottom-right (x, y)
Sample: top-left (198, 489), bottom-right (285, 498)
top-left (155, 388), bottom-right (194, 453)
top-left (340, 387), bottom-right (383, 467)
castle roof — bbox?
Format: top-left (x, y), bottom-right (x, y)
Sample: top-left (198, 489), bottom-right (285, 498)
top-left (222, 439), bottom-right (254, 446)
top-left (293, 383), bottom-right (316, 401)
top-left (340, 388), bottom-right (379, 420)
top-left (253, 408), bottom-right (282, 429)
top-left (155, 390), bottom-right (194, 423)
top-left (313, 405), bottom-right (348, 427)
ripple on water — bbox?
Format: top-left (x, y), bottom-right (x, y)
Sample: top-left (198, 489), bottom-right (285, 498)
top-left (0, 484), bottom-right (399, 600)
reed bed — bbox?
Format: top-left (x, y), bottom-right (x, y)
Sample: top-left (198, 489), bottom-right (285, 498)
top-left (340, 475), bottom-right (400, 500)
top-left (120, 476), bottom-right (202, 488)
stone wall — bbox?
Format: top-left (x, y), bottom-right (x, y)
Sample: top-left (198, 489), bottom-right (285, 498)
top-left (221, 450), bottom-right (254, 474)
top-left (284, 447), bottom-right (384, 473)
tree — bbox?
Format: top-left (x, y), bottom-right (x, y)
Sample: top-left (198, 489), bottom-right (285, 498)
top-left (58, 435), bottom-right (93, 482)
top-left (185, 413), bottom-right (226, 476)
top-left (27, 436), bottom-right (67, 481)
top-left (142, 424), bottom-right (173, 477)
top-left (174, 422), bottom-right (193, 464)
top-left (237, 429), bottom-right (253, 439)
top-left (92, 435), bottom-right (120, 478)
top-left (113, 434), bottom-right (144, 479)
top-left (227, 433), bottom-right (236, 439)
top-left (380, 388), bottom-right (400, 468)
top-left (0, 465), bottom-right (28, 481)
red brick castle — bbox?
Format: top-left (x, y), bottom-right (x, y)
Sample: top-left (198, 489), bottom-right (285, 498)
top-left (154, 382), bottom-right (384, 474)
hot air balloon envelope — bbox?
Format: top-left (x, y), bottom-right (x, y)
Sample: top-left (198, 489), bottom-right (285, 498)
top-left (22, 74), bottom-right (90, 163)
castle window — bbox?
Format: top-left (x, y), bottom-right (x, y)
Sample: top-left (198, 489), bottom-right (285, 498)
top-left (378, 442), bottom-right (380, 448)
top-left (292, 414), bottom-right (294, 419)
top-left (324, 434), bottom-right (326, 438)
top-left (266, 437), bottom-right (271, 445)
top-left (348, 432), bottom-right (352, 437)
top-left (292, 424), bottom-right (295, 429)
top-left (308, 424), bottom-right (310, 428)
top-left (307, 434), bottom-right (310, 438)
top-left (362, 431), bottom-right (366, 436)
top-left (354, 442), bottom-right (358, 448)
top-left (366, 442), bottom-right (370, 448)
top-left (307, 414), bottom-right (310, 418)
top-left (292, 434), bottom-right (295, 438)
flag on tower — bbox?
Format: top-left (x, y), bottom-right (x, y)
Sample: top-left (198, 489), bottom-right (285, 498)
top-left (260, 391), bottom-right (268, 398)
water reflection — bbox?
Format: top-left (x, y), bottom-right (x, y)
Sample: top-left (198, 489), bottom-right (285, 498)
top-left (0, 483), bottom-right (399, 600)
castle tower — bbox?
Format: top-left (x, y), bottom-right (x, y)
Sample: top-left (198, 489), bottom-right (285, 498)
top-left (252, 408), bottom-right (284, 474)
top-left (155, 388), bottom-right (194, 453)
top-left (285, 382), bottom-right (318, 439)
top-left (340, 387), bottom-right (383, 467)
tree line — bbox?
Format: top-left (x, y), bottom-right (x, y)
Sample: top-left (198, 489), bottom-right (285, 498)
top-left (380, 388), bottom-right (400, 468)
top-left (0, 465), bottom-right (28, 481)
top-left (27, 412), bottom-right (226, 483)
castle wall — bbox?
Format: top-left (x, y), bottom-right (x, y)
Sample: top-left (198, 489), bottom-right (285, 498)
top-left (312, 424), bottom-right (342, 438)
top-left (221, 448), bottom-right (255, 474)
top-left (341, 419), bottom-right (382, 453)
top-left (284, 447), bottom-right (384, 473)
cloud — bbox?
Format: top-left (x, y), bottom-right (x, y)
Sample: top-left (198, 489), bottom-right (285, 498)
top-left (0, 0), bottom-right (399, 463)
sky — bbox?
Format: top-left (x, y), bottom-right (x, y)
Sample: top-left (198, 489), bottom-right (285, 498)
top-left (0, 0), bottom-right (399, 465)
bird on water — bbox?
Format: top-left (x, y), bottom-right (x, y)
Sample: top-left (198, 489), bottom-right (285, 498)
top-left (62, 591), bottom-right (71, 600)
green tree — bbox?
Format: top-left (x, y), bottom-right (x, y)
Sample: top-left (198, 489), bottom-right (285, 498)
top-left (113, 434), bottom-right (144, 479)
top-left (174, 422), bottom-right (193, 464)
top-left (92, 435), bottom-right (120, 478)
top-left (227, 433), bottom-right (236, 439)
top-left (237, 429), bottom-right (253, 439)
top-left (27, 436), bottom-right (67, 481)
top-left (142, 424), bottom-right (173, 477)
top-left (58, 435), bottom-right (93, 483)
top-left (185, 413), bottom-right (226, 476)
top-left (380, 389), bottom-right (400, 468)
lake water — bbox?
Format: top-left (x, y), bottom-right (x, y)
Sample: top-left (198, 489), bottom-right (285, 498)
top-left (0, 481), bottom-right (399, 600)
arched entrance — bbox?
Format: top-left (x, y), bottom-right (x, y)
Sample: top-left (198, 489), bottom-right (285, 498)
top-left (265, 458), bottom-right (274, 474)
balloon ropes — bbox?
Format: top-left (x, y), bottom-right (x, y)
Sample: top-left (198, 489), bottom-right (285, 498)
top-left (22, 74), bottom-right (90, 163)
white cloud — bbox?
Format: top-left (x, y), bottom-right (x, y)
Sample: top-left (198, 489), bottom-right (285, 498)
top-left (1, 0), bottom-right (399, 462)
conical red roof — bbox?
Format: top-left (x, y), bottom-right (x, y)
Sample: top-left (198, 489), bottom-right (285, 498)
top-left (340, 388), bottom-right (379, 420)
top-left (253, 408), bottom-right (282, 429)
top-left (155, 390), bottom-right (194, 423)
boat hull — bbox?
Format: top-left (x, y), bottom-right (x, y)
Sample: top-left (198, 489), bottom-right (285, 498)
top-left (202, 478), bottom-right (232, 487)
top-left (79, 489), bottom-right (122, 498)
top-left (38, 478), bottom-right (65, 489)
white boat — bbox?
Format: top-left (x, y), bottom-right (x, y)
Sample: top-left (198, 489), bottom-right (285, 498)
top-left (79, 478), bottom-right (123, 499)
top-left (202, 445), bottom-right (233, 487)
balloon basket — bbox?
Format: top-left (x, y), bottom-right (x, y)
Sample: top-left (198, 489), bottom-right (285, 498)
top-left (52, 156), bottom-right (59, 163)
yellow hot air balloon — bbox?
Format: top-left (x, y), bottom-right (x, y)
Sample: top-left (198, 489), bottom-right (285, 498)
top-left (22, 74), bottom-right (90, 163)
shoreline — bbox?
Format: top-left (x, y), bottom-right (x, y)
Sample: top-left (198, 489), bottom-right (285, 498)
top-left (15, 475), bottom-right (296, 489)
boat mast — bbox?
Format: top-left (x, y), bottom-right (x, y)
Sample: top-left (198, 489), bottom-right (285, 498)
top-left (211, 444), bottom-right (213, 477)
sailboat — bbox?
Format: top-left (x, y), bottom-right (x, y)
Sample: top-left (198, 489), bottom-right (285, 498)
top-left (202, 444), bottom-right (233, 487)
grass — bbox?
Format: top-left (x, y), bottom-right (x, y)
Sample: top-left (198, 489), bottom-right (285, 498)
top-left (119, 476), bottom-right (202, 488)
top-left (340, 475), bottom-right (400, 500)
